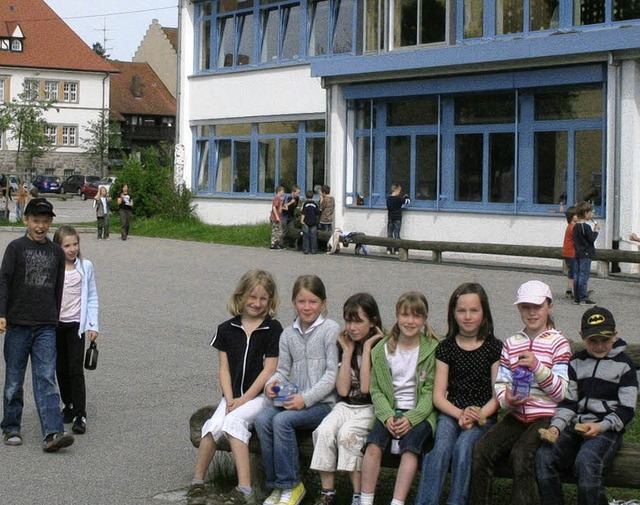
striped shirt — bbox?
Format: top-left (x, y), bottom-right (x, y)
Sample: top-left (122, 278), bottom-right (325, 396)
top-left (495, 327), bottom-right (571, 422)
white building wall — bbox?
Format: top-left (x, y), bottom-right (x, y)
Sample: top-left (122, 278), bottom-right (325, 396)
top-left (0, 67), bottom-right (108, 155)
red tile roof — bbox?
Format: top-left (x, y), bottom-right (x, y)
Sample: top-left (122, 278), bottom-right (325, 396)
top-left (0, 0), bottom-right (116, 73)
top-left (162, 27), bottom-right (178, 53)
top-left (109, 60), bottom-right (176, 121)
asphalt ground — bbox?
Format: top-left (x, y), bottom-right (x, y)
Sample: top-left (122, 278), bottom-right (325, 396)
top-left (0, 197), bottom-right (638, 504)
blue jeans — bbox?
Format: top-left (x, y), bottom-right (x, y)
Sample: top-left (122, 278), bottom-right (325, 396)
top-left (387, 219), bottom-right (402, 253)
top-left (536, 429), bottom-right (622, 505)
top-left (2, 324), bottom-right (64, 439)
top-left (574, 257), bottom-right (592, 301)
top-left (416, 413), bottom-right (494, 505)
top-left (302, 224), bottom-right (318, 253)
top-left (255, 403), bottom-right (331, 489)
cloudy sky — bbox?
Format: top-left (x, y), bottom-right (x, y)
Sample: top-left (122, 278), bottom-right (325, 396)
top-left (44, 1), bottom-right (179, 61)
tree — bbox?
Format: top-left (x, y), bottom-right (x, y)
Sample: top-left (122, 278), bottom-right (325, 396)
top-left (82, 110), bottom-right (122, 176)
top-left (0, 84), bottom-right (56, 174)
top-left (92, 42), bottom-right (110, 59)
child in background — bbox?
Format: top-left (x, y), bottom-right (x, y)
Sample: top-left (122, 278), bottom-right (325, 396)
top-left (386, 183), bottom-right (410, 255)
top-left (469, 280), bottom-right (571, 505)
top-left (416, 283), bottom-right (502, 505)
top-left (536, 306), bottom-right (638, 505)
top-left (94, 186), bottom-right (111, 240)
top-left (270, 186), bottom-right (285, 251)
top-left (573, 201), bottom-right (600, 305)
top-left (53, 226), bottom-right (99, 436)
top-left (187, 270), bottom-right (282, 505)
top-left (255, 275), bottom-right (339, 505)
top-left (300, 190), bottom-right (321, 254)
top-left (311, 293), bottom-right (384, 505)
top-left (360, 291), bottom-right (438, 505)
top-left (282, 186), bottom-right (301, 248)
top-left (0, 198), bottom-right (73, 452)
top-left (319, 185), bottom-right (335, 252)
top-left (562, 206), bottom-right (577, 299)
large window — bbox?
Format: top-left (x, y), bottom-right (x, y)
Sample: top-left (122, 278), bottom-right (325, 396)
top-left (0, 78), bottom-right (5, 103)
top-left (194, 119), bottom-right (325, 195)
top-left (351, 84), bottom-right (604, 214)
top-left (196, 0), bottom-right (357, 71)
top-left (364, 0), bottom-right (447, 51)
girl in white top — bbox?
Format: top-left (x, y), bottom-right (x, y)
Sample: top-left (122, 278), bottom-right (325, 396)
top-left (53, 226), bottom-right (99, 436)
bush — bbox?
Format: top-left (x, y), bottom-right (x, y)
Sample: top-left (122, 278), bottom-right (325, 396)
top-left (111, 148), bottom-right (195, 221)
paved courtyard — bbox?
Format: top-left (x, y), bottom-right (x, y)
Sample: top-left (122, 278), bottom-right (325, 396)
top-left (0, 196), bottom-right (638, 503)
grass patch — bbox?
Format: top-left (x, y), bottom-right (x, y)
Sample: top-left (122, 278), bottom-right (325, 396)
top-left (129, 216), bottom-right (271, 247)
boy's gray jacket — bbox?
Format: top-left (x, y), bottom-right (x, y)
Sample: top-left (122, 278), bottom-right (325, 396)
top-left (550, 338), bottom-right (638, 433)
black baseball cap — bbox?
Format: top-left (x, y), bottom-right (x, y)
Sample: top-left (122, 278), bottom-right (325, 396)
top-left (24, 198), bottom-right (56, 217)
top-left (581, 306), bottom-right (616, 339)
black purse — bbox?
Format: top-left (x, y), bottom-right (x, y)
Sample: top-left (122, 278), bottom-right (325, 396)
top-left (84, 341), bottom-right (98, 370)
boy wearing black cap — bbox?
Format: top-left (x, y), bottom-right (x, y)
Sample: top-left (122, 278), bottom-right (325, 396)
top-left (535, 307), bottom-right (638, 505)
top-left (0, 198), bottom-right (74, 452)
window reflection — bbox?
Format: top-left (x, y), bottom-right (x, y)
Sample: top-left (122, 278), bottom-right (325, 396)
top-left (489, 133), bottom-right (515, 203)
top-left (496, 0), bottom-right (523, 35)
top-left (416, 135), bottom-right (438, 201)
top-left (455, 134), bottom-right (483, 202)
top-left (575, 130), bottom-right (602, 205)
top-left (387, 136), bottom-right (411, 195)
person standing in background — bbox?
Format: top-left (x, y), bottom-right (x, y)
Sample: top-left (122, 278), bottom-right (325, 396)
top-left (386, 183), bottom-right (410, 255)
top-left (117, 184), bottom-right (133, 241)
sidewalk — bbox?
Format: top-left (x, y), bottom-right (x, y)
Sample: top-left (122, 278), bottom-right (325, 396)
top-left (0, 228), bottom-right (637, 503)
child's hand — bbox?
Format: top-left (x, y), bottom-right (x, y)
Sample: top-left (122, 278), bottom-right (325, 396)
top-left (265, 382), bottom-right (279, 399)
top-left (363, 327), bottom-right (384, 350)
top-left (505, 386), bottom-right (531, 407)
top-left (387, 415), bottom-right (411, 438)
top-left (227, 396), bottom-right (247, 412)
top-left (0, 317), bottom-right (6, 333)
top-left (337, 331), bottom-right (355, 354)
top-left (516, 351), bottom-right (538, 370)
top-left (575, 422), bottom-right (602, 438)
top-left (539, 427), bottom-right (560, 444)
top-left (284, 393), bottom-right (305, 411)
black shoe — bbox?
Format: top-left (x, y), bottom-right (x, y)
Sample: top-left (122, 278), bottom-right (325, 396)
top-left (43, 431), bottom-right (74, 452)
top-left (580, 299), bottom-right (596, 305)
top-left (72, 415), bottom-right (86, 434)
top-left (62, 405), bottom-right (74, 424)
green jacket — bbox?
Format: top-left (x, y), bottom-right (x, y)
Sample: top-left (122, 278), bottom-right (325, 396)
top-left (370, 333), bottom-right (438, 433)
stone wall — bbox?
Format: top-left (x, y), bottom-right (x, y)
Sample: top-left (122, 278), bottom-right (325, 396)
top-left (0, 151), bottom-right (100, 176)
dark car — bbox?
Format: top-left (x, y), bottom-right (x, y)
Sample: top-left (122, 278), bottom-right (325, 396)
top-left (31, 175), bottom-right (62, 194)
top-left (62, 174), bottom-right (100, 196)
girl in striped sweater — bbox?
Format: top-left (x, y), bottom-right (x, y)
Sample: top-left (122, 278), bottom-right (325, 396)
top-left (469, 280), bottom-right (572, 505)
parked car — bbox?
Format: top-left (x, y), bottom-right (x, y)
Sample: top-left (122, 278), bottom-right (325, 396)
top-left (31, 175), bottom-right (62, 194)
top-left (81, 181), bottom-right (100, 201)
top-left (61, 174), bottom-right (100, 196)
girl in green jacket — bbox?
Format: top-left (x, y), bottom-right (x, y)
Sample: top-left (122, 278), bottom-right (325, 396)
top-left (359, 291), bottom-right (438, 505)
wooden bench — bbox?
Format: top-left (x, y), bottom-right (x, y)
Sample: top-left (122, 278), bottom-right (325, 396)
top-left (189, 342), bottom-right (640, 490)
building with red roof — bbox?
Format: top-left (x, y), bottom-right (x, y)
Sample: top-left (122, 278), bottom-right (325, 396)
top-left (133, 19), bottom-right (178, 98)
top-left (0, 0), bottom-right (117, 177)
top-left (108, 60), bottom-right (176, 154)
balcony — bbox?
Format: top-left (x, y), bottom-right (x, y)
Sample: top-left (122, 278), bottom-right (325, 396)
top-left (121, 123), bottom-right (176, 142)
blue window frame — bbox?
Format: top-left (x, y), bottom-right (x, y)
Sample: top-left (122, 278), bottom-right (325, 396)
top-left (194, 119), bottom-right (325, 196)
top-left (351, 82), bottom-right (605, 216)
top-left (194, 0), bottom-right (358, 72)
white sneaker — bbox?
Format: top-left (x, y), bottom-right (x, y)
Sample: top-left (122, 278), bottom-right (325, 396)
top-left (264, 489), bottom-right (282, 505)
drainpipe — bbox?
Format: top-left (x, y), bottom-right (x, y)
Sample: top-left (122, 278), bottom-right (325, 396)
top-left (609, 52), bottom-right (622, 273)
top-left (174, 0), bottom-right (184, 184)
top-left (102, 72), bottom-right (109, 177)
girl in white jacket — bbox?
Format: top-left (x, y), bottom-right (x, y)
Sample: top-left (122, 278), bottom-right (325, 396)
top-left (53, 226), bottom-right (99, 436)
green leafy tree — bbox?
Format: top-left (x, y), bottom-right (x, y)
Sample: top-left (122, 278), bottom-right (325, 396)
top-left (112, 147), bottom-right (194, 221)
top-left (82, 109), bottom-right (122, 176)
top-left (0, 84), bottom-right (56, 173)
top-left (92, 42), bottom-right (110, 59)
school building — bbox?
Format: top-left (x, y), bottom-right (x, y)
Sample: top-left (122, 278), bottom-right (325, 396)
top-left (176, 1), bottom-right (640, 270)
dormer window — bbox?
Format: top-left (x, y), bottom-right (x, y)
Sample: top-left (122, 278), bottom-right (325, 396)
top-left (10, 39), bottom-right (22, 52)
